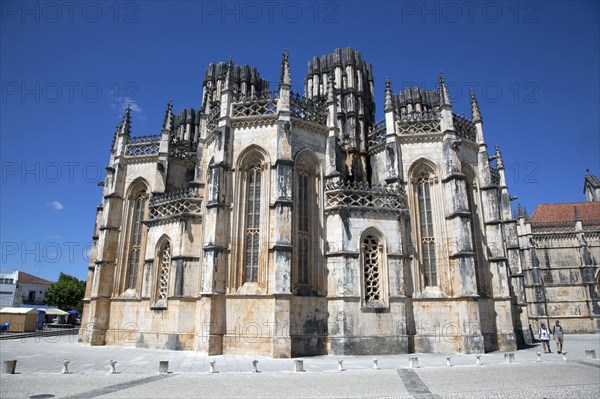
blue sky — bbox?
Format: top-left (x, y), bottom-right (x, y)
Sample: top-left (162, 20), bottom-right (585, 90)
top-left (1, 1), bottom-right (599, 282)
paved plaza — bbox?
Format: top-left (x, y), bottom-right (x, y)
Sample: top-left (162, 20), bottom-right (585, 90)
top-left (1, 334), bottom-right (599, 398)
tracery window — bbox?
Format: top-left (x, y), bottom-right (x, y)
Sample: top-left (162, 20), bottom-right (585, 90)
top-left (464, 166), bottom-right (487, 295)
top-left (293, 151), bottom-right (322, 295)
top-left (124, 184), bottom-right (149, 291)
top-left (362, 235), bottom-right (381, 302)
top-left (244, 163), bottom-right (261, 283)
top-left (415, 171), bottom-right (437, 286)
top-left (153, 239), bottom-right (171, 307)
top-left (296, 168), bottom-right (310, 285)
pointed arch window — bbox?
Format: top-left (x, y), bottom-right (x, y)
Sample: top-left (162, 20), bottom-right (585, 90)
top-left (463, 166), bottom-right (487, 295)
top-left (363, 235), bottom-right (381, 302)
top-left (296, 168), bottom-right (310, 285)
top-left (125, 184), bottom-right (149, 291)
top-left (360, 230), bottom-right (388, 307)
top-left (293, 152), bottom-right (322, 296)
top-left (152, 239), bottom-right (171, 308)
top-left (414, 170), bottom-right (437, 287)
top-left (244, 163), bottom-right (262, 283)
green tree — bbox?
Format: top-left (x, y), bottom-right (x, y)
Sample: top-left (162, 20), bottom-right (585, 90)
top-left (44, 273), bottom-right (86, 312)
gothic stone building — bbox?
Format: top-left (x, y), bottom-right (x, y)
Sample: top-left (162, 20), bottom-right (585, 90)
top-left (80, 47), bottom-right (538, 357)
top-left (516, 174), bottom-right (600, 335)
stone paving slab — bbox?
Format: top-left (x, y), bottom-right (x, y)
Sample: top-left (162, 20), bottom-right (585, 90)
top-left (1, 364), bottom-right (599, 399)
top-left (1, 334), bottom-right (599, 398)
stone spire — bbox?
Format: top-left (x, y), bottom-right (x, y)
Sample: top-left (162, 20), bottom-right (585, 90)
top-left (517, 203), bottom-right (523, 218)
top-left (118, 105), bottom-right (132, 136)
top-left (327, 71), bottom-right (336, 104)
top-left (470, 88), bottom-right (482, 124)
top-left (495, 144), bottom-right (504, 169)
top-left (223, 57), bottom-right (234, 92)
top-left (279, 49), bottom-right (291, 88)
top-left (439, 73), bottom-right (452, 107)
top-left (384, 77), bottom-right (393, 112)
top-left (326, 72), bottom-right (338, 131)
top-left (162, 100), bottom-right (173, 132)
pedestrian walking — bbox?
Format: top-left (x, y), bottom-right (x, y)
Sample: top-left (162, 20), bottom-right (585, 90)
top-left (538, 323), bottom-right (551, 353)
top-left (553, 320), bottom-right (564, 354)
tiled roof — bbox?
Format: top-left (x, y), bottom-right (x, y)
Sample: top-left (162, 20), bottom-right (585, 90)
top-left (17, 271), bottom-right (53, 286)
top-left (531, 202), bottom-right (600, 230)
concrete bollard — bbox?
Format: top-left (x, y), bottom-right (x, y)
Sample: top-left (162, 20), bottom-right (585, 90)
top-left (475, 354), bottom-right (482, 366)
top-left (536, 352), bottom-right (542, 363)
top-left (61, 360), bottom-right (70, 374)
top-left (252, 360), bottom-right (259, 373)
top-left (294, 359), bottom-right (304, 372)
top-left (3, 360), bottom-right (17, 374)
top-left (337, 359), bottom-right (345, 371)
top-left (408, 356), bottom-right (419, 369)
top-left (108, 360), bottom-right (117, 374)
top-left (372, 359), bottom-right (380, 370)
top-left (504, 353), bottom-right (515, 364)
top-left (208, 360), bottom-right (216, 374)
top-left (446, 356), bottom-right (452, 367)
top-left (561, 352), bottom-right (568, 362)
top-left (585, 349), bottom-right (597, 360)
top-left (158, 361), bottom-right (169, 374)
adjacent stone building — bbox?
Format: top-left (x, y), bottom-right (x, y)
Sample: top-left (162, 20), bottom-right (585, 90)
top-left (517, 174), bottom-right (600, 334)
top-left (80, 47), bottom-right (536, 356)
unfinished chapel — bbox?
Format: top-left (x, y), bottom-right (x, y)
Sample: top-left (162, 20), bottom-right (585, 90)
top-left (80, 48), bottom-right (599, 357)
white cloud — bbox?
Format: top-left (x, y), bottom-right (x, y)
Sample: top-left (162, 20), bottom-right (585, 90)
top-left (47, 201), bottom-right (64, 211)
top-left (110, 95), bottom-right (146, 121)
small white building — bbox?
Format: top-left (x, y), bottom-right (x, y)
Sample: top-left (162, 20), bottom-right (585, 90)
top-left (0, 271), bottom-right (53, 308)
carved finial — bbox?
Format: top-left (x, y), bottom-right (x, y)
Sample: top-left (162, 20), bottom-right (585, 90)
top-left (224, 58), bottom-right (233, 91)
top-left (280, 48), bottom-right (291, 87)
top-left (162, 100), bottom-right (173, 132)
top-left (439, 72), bottom-right (452, 107)
top-left (118, 104), bottom-right (131, 136)
top-left (327, 72), bottom-right (336, 104)
top-left (384, 77), bottom-right (393, 112)
top-left (495, 144), bottom-right (504, 168)
top-left (517, 203), bottom-right (523, 218)
top-left (470, 87), bottom-right (482, 124)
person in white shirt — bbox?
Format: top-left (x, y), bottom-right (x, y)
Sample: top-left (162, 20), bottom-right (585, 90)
top-left (539, 323), bottom-right (551, 353)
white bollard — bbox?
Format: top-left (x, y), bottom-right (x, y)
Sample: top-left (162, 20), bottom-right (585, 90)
top-left (158, 360), bottom-right (169, 374)
top-left (585, 349), bottom-right (597, 360)
top-left (337, 359), bottom-right (345, 371)
top-left (252, 360), bottom-right (259, 373)
top-left (536, 352), bottom-right (542, 363)
top-left (108, 360), bottom-right (117, 374)
top-left (372, 358), bottom-right (380, 370)
top-left (562, 352), bottom-right (568, 362)
top-left (294, 359), bottom-right (304, 372)
top-left (208, 360), bottom-right (216, 374)
top-left (408, 356), bottom-right (419, 369)
top-left (61, 360), bottom-right (70, 374)
top-left (3, 360), bottom-right (17, 374)
top-left (504, 353), bottom-right (515, 364)
top-left (475, 354), bottom-right (482, 366)
top-left (446, 356), bottom-right (452, 367)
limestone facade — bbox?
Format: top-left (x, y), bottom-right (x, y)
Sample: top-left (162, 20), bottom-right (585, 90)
top-left (517, 190), bottom-right (600, 335)
top-left (80, 47), bottom-right (539, 356)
